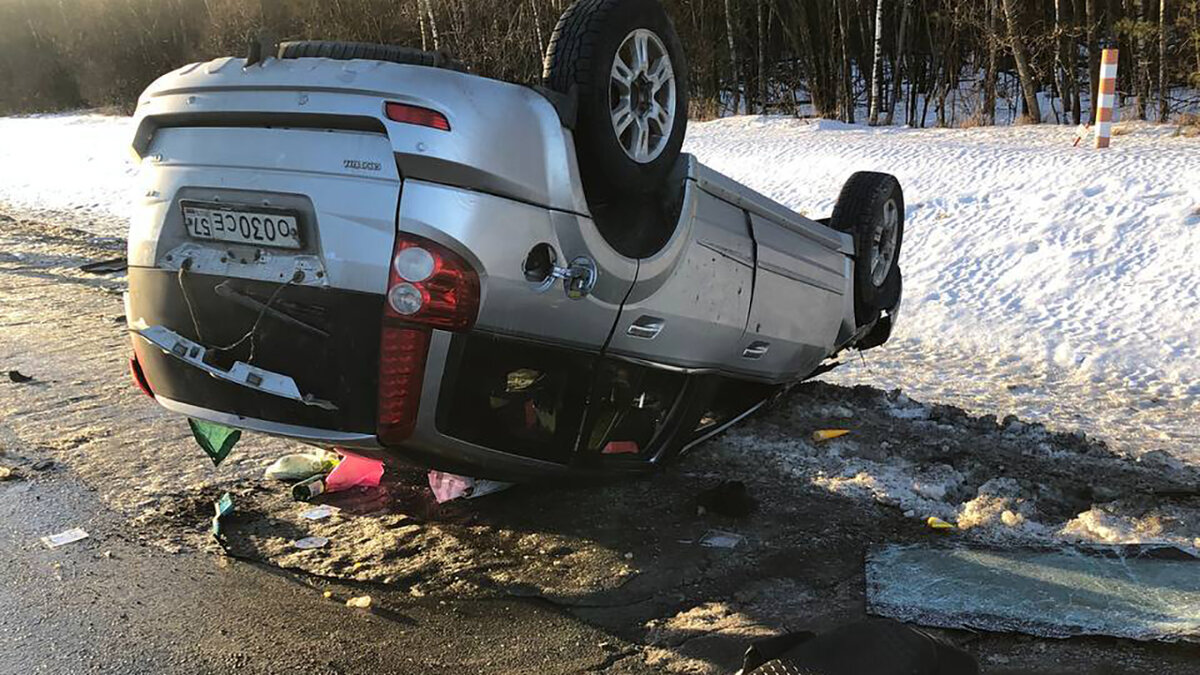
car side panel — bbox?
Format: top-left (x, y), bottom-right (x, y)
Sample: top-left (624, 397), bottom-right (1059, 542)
top-left (607, 184), bottom-right (754, 370)
top-left (396, 179), bottom-right (636, 351)
top-left (738, 213), bottom-right (850, 382)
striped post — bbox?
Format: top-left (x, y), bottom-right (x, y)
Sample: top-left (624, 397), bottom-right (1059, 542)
top-left (1094, 48), bottom-right (1119, 149)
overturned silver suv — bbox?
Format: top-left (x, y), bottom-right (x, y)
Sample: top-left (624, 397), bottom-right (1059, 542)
top-left (125, 0), bottom-right (904, 481)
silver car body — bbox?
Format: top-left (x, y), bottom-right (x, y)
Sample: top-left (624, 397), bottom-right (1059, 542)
top-left (126, 56), bottom-right (881, 478)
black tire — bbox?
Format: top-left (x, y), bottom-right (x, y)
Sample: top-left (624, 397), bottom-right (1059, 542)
top-left (276, 41), bottom-right (465, 71)
top-left (830, 171), bottom-right (904, 325)
top-left (544, 0), bottom-right (689, 201)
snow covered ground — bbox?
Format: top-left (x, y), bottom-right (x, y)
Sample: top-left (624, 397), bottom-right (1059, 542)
top-left (685, 117), bottom-right (1200, 462)
top-left (0, 112), bottom-right (1196, 462)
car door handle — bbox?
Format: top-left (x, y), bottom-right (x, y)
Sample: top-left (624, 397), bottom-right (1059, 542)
top-left (742, 341), bottom-right (770, 359)
top-left (627, 316), bottom-right (665, 339)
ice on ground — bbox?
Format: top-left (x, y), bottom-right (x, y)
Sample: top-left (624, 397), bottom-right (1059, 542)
top-left (0, 111), bottom-right (1196, 461)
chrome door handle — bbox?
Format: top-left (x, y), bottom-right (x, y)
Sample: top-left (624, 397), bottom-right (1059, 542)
top-left (627, 316), bottom-right (665, 339)
top-left (742, 341), bottom-right (770, 359)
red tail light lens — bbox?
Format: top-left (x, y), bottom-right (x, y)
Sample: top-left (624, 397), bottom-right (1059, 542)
top-left (377, 326), bottom-right (430, 444)
top-left (385, 235), bottom-right (479, 331)
top-left (129, 355), bottom-right (154, 398)
top-left (385, 102), bottom-right (450, 131)
top-left (377, 233), bottom-right (479, 444)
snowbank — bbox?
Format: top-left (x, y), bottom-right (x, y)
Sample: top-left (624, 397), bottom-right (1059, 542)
top-left (685, 117), bottom-right (1200, 459)
top-left (0, 113), bottom-right (136, 235)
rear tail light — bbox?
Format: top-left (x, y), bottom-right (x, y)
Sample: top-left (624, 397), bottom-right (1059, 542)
top-left (384, 235), bottom-right (480, 331)
top-left (385, 102), bottom-right (451, 131)
top-left (377, 233), bottom-right (480, 445)
top-left (377, 327), bottom-right (430, 444)
top-left (130, 355), bottom-right (154, 398)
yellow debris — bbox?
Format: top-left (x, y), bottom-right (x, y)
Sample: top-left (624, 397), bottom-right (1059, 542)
top-left (346, 595), bottom-right (372, 609)
top-left (811, 429), bottom-right (851, 442)
top-left (926, 516), bottom-right (956, 531)
top-left (322, 591), bottom-right (333, 599)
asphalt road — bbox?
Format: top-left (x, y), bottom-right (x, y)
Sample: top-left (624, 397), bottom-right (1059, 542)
top-left (0, 472), bottom-right (649, 674)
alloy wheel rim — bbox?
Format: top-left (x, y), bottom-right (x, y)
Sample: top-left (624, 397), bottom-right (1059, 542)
top-left (609, 28), bottom-right (676, 164)
top-left (869, 198), bottom-right (899, 287)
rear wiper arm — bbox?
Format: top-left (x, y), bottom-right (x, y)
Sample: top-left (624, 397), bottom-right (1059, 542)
top-left (213, 281), bottom-right (331, 339)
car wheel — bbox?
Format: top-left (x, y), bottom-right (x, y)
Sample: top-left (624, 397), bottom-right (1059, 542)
top-left (830, 171), bottom-right (904, 325)
top-left (543, 0), bottom-right (689, 201)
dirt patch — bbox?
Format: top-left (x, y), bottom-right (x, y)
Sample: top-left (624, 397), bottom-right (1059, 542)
top-left (5, 207), bottom-right (1200, 673)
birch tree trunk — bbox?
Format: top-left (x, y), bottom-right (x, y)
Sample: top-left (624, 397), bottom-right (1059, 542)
top-left (417, 0), bottom-right (428, 51)
top-left (531, 0), bottom-right (545, 58)
top-left (1003, 0), bottom-right (1043, 122)
top-left (724, 0), bottom-right (741, 114)
top-left (869, 0), bottom-right (885, 124)
top-left (423, 0), bottom-right (440, 51)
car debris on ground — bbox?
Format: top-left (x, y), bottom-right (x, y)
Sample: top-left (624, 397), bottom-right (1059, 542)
top-left (324, 454), bottom-right (384, 493)
top-left (186, 419), bottom-right (240, 467)
top-left (293, 536), bottom-right (330, 550)
top-left (7, 370), bottom-right (33, 383)
top-left (263, 451), bottom-right (339, 482)
top-left (300, 505), bottom-right (337, 521)
top-left (210, 492), bottom-right (233, 537)
top-left (291, 475), bottom-right (326, 502)
top-left (866, 544), bottom-right (1200, 642)
top-left (698, 530), bottom-right (745, 549)
top-left (427, 470), bottom-right (513, 503)
top-left (41, 527), bottom-right (90, 549)
top-left (78, 257), bottom-right (127, 274)
top-left (812, 429), bottom-right (851, 442)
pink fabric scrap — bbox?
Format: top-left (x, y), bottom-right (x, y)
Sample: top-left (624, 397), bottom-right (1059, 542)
top-left (323, 451), bottom-right (384, 493)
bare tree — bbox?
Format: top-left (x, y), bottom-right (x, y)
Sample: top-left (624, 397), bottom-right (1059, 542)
top-left (757, 0), bottom-right (767, 113)
top-left (869, 0), bottom-right (885, 124)
top-left (984, 0), bottom-right (1000, 124)
top-left (724, 0), bottom-right (741, 114)
top-left (1086, 0), bottom-right (1099, 123)
top-left (1160, 0), bottom-right (1169, 121)
top-left (885, 0), bottom-right (910, 125)
top-left (837, 0), bottom-right (855, 123)
top-left (1003, 0), bottom-right (1043, 122)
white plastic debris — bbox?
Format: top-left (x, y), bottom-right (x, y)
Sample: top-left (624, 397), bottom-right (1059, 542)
top-left (293, 536), bottom-right (330, 550)
top-left (41, 527), bottom-right (89, 549)
top-left (264, 451), bottom-right (339, 482)
top-left (300, 505), bottom-right (338, 520)
top-left (699, 530), bottom-right (744, 549)
top-left (428, 470), bottom-right (514, 503)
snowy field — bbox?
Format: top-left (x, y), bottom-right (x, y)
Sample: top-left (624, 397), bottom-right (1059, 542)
top-left (0, 112), bottom-right (1197, 461)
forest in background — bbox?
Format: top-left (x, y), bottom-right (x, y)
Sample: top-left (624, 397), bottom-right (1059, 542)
top-left (1, 0), bottom-right (1198, 125)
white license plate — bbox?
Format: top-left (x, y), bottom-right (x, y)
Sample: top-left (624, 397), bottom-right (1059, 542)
top-left (182, 204), bottom-right (302, 249)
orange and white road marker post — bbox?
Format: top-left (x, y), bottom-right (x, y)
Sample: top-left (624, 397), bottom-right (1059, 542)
top-left (1094, 48), bottom-right (1119, 149)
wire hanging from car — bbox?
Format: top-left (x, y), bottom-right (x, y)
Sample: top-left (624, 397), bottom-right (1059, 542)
top-left (176, 262), bottom-right (298, 363)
